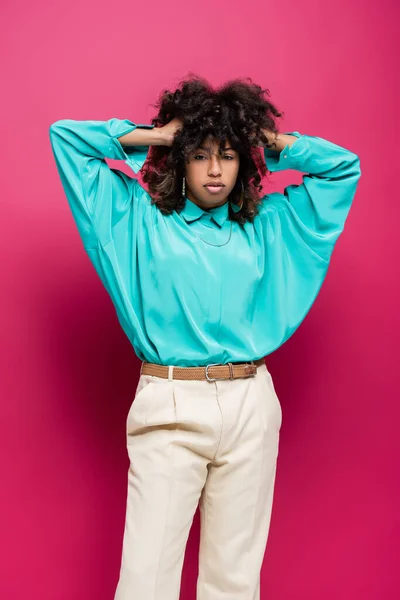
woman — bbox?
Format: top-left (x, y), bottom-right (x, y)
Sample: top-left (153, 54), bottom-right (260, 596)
top-left (49, 74), bottom-right (361, 600)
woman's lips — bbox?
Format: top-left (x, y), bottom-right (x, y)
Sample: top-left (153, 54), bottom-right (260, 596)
top-left (205, 185), bottom-right (225, 193)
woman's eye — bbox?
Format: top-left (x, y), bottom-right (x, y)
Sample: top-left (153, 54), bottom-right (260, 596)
top-left (194, 155), bottom-right (234, 160)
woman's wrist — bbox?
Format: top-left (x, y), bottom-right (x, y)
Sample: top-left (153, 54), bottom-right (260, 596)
top-left (261, 129), bottom-right (298, 152)
top-left (151, 126), bottom-right (173, 146)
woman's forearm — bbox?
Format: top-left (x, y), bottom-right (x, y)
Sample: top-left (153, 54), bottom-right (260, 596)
top-left (118, 125), bottom-right (299, 151)
top-left (261, 129), bottom-right (299, 152)
top-left (117, 126), bottom-right (166, 147)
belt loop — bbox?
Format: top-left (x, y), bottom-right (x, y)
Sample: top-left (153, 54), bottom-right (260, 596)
top-left (168, 365), bottom-right (174, 382)
top-left (227, 362), bottom-right (234, 380)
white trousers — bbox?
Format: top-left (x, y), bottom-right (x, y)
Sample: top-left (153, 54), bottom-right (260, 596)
top-left (114, 361), bottom-right (282, 600)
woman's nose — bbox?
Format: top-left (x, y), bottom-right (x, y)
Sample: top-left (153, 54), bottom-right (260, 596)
top-left (208, 157), bottom-right (222, 175)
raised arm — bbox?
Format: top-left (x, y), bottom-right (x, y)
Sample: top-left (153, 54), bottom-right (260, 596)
top-left (49, 118), bottom-right (162, 249)
top-left (261, 130), bottom-right (361, 263)
top-left (253, 130), bottom-right (362, 351)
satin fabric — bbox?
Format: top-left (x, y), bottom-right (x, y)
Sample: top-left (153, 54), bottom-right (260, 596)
top-left (49, 119), bottom-right (361, 367)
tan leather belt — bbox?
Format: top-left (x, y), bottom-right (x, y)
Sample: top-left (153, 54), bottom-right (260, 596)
top-left (141, 358), bottom-right (265, 381)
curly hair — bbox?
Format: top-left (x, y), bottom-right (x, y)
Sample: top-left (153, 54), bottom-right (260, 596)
top-left (141, 73), bottom-right (284, 225)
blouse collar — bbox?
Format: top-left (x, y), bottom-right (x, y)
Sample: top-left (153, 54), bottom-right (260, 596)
top-left (180, 196), bottom-right (241, 227)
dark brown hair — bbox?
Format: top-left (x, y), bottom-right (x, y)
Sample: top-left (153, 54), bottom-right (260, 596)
top-left (141, 73), bottom-right (284, 225)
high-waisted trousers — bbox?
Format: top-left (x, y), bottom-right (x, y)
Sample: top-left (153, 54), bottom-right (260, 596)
top-left (114, 360), bottom-right (282, 600)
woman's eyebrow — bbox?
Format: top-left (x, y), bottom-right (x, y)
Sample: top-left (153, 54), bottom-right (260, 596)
top-left (198, 145), bottom-right (235, 152)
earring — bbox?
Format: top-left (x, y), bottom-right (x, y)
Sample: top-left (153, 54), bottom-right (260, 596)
top-left (235, 178), bottom-right (244, 210)
top-left (182, 176), bottom-right (186, 198)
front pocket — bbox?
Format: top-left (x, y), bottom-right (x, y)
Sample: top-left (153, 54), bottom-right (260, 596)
top-left (126, 376), bottom-right (155, 433)
top-left (265, 371), bottom-right (282, 431)
top-left (256, 369), bottom-right (282, 433)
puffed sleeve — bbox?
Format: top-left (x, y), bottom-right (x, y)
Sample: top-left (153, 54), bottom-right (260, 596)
top-left (263, 131), bottom-right (361, 263)
top-left (257, 132), bottom-right (361, 352)
top-left (49, 118), bottom-right (155, 249)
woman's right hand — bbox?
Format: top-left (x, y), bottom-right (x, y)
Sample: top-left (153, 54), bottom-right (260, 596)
top-left (158, 117), bottom-right (184, 147)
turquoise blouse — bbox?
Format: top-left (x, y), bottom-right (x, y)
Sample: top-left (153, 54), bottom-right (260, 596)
top-left (49, 119), bottom-right (361, 367)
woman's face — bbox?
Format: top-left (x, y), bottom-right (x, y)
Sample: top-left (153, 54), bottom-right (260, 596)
top-left (184, 136), bottom-right (240, 209)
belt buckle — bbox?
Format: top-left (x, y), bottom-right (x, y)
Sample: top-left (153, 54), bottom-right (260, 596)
top-left (205, 362), bottom-right (234, 382)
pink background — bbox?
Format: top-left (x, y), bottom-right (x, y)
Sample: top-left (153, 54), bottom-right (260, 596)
top-left (1, 0), bottom-right (398, 598)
